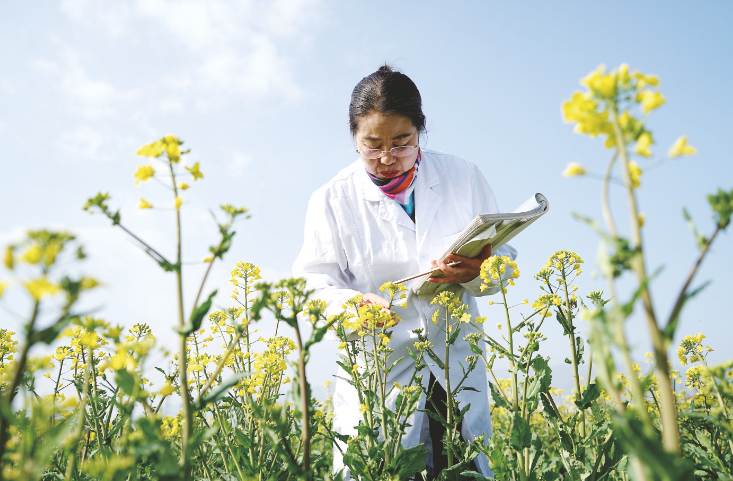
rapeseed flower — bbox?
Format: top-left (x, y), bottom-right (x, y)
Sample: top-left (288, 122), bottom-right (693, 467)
top-left (637, 90), bottom-right (665, 114)
top-left (627, 162), bottom-right (642, 189)
top-left (134, 163), bottom-right (155, 186)
top-left (634, 132), bottom-right (653, 158)
top-left (185, 162), bottom-right (203, 181)
top-left (668, 136), bottom-right (696, 157)
top-left (562, 162), bottom-right (586, 177)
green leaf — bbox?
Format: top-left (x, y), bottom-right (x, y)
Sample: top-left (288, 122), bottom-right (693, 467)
top-left (489, 381), bottom-right (511, 410)
top-left (510, 412), bottom-right (532, 450)
top-left (115, 369), bottom-right (137, 396)
top-left (391, 445), bottom-right (428, 478)
top-left (30, 314), bottom-right (74, 345)
top-left (575, 382), bottom-right (601, 410)
top-left (540, 392), bottom-right (560, 419)
top-left (176, 290), bottom-right (217, 336)
top-left (195, 372), bottom-right (247, 411)
top-left (425, 348), bottom-right (446, 370)
top-left (447, 326), bottom-right (461, 345)
top-left (461, 472), bottom-right (494, 481)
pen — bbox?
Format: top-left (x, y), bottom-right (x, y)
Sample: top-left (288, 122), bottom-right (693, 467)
top-left (393, 260), bottom-right (464, 284)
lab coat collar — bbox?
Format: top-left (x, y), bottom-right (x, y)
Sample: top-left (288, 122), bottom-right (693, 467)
top-left (357, 149), bottom-right (442, 201)
top-left (358, 150), bottom-right (443, 233)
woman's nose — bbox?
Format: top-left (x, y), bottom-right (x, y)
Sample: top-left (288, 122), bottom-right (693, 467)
top-left (380, 153), bottom-right (396, 165)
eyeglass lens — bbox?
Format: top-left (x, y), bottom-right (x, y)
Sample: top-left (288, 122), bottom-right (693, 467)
top-left (362, 145), bottom-right (417, 159)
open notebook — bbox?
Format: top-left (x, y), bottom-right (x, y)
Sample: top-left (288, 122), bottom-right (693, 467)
top-left (406, 193), bottom-right (549, 295)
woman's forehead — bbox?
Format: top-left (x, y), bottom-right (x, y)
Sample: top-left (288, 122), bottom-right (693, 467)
top-left (356, 112), bottom-right (415, 139)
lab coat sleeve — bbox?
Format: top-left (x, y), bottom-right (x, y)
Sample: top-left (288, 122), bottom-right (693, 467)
top-left (459, 162), bottom-right (518, 297)
top-left (293, 186), bottom-right (362, 339)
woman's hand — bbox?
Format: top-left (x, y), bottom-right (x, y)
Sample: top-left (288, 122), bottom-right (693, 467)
top-left (428, 243), bottom-right (492, 284)
top-left (359, 293), bottom-right (398, 328)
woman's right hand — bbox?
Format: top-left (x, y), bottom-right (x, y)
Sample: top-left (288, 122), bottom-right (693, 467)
top-left (359, 293), bottom-right (398, 328)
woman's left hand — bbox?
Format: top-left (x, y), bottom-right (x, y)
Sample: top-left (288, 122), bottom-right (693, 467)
top-left (427, 244), bottom-right (492, 284)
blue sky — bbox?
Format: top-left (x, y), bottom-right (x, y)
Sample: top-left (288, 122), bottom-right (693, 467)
top-left (2, 1), bottom-right (732, 401)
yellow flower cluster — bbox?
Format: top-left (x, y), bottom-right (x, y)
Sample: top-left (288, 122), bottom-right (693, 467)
top-left (561, 64), bottom-right (696, 172)
top-left (137, 134), bottom-right (184, 163)
top-left (677, 333), bottom-right (710, 366)
top-left (531, 294), bottom-right (562, 311)
top-left (0, 330), bottom-right (18, 381)
top-left (230, 262), bottom-right (262, 304)
top-left (379, 281), bottom-right (407, 306)
top-left (537, 251), bottom-right (584, 282)
top-left (479, 255), bottom-right (519, 293)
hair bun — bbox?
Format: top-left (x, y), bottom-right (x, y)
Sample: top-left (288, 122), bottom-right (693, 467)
top-left (377, 64), bottom-right (393, 73)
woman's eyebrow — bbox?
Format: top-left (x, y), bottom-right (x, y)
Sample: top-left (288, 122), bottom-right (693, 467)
top-left (362, 132), bottom-right (413, 142)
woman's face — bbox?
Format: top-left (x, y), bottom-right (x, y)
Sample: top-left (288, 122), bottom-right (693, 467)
top-left (354, 112), bottom-right (419, 179)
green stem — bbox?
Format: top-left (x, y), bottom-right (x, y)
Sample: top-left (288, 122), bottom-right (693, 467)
top-left (371, 325), bottom-right (391, 465)
top-left (292, 320), bottom-right (312, 475)
top-left (611, 108), bottom-right (680, 454)
top-left (0, 300), bottom-right (39, 467)
top-left (602, 153), bottom-right (619, 238)
top-left (561, 268), bottom-right (585, 439)
top-left (443, 312), bottom-right (455, 469)
top-left (170, 162), bottom-right (193, 479)
top-left (211, 402), bottom-right (247, 480)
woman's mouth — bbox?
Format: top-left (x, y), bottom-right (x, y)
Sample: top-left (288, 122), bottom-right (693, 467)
top-left (379, 170), bottom-right (400, 178)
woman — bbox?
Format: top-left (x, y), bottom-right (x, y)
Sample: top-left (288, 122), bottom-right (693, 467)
top-left (293, 65), bottom-right (516, 478)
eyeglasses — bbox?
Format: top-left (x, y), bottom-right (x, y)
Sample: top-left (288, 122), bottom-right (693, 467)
top-left (358, 144), bottom-right (419, 160)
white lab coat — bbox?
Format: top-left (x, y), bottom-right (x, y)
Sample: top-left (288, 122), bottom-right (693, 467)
top-left (293, 148), bottom-right (517, 478)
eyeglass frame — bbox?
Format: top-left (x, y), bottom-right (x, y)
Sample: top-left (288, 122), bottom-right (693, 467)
top-left (356, 136), bottom-right (420, 160)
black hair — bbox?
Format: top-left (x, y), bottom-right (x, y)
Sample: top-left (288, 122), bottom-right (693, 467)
top-left (348, 64), bottom-right (426, 136)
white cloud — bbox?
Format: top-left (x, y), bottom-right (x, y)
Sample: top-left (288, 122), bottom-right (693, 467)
top-left (56, 0), bottom-right (327, 101)
top-left (57, 125), bottom-right (105, 158)
top-left (229, 149), bottom-right (251, 176)
top-left (33, 50), bottom-right (119, 119)
top-left (59, 0), bottom-right (132, 37)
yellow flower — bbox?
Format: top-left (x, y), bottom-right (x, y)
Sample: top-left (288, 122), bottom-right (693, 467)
top-left (176, 182), bottom-right (190, 191)
top-left (137, 140), bottom-right (164, 158)
top-left (201, 255), bottom-right (214, 263)
top-left (338, 342), bottom-right (347, 350)
top-left (4, 247), bottom-right (13, 269)
top-left (487, 301), bottom-right (494, 306)
top-left (521, 299), bottom-right (529, 305)
top-left (159, 382), bottom-right (175, 396)
top-left (359, 403), bottom-right (367, 413)
top-left (164, 135), bottom-right (181, 162)
top-left (634, 132), bottom-right (653, 158)
top-left (638, 214), bottom-right (645, 227)
top-left (175, 196), bottom-right (183, 210)
top-left (668, 136), bottom-right (696, 158)
top-left (562, 162), bottom-right (586, 177)
top-left (22, 245), bottom-right (42, 264)
top-left (475, 316), bottom-right (486, 324)
top-left (637, 90), bottom-right (665, 114)
top-left (139, 198), bottom-right (153, 209)
top-left (185, 162), bottom-right (203, 181)
top-left (581, 64), bottom-right (616, 97)
top-left (44, 372), bottom-right (52, 378)
top-left (134, 163), bottom-right (155, 186)
top-left (351, 364), bottom-right (359, 373)
top-left (24, 277), bottom-right (61, 301)
top-left (0, 281), bottom-right (8, 299)
top-left (627, 161), bottom-right (642, 189)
